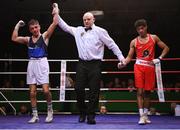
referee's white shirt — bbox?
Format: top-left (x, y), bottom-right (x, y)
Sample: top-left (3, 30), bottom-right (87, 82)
top-left (57, 16), bottom-right (124, 61)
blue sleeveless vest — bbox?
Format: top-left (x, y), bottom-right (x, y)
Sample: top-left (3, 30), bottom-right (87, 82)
top-left (28, 35), bottom-right (48, 58)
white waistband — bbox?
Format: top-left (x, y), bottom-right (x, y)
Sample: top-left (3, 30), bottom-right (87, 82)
top-left (135, 59), bottom-right (154, 67)
top-left (30, 57), bottom-right (47, 60)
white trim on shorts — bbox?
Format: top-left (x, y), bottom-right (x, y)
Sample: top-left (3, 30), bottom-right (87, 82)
top-left (135, 59), bottom-right (154, 67)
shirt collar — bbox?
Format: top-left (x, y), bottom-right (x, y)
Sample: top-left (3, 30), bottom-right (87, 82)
top-left (84, 24), bottom-right (95, 31)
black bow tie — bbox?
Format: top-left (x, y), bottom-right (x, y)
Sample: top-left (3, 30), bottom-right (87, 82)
top-left (85, 27), bottom-right (92, 32)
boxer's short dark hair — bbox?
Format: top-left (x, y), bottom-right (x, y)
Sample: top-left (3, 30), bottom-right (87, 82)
top-left (28, 19), bottom-right (39, 26)
top-left (134, 19), bottom-right (147, 28)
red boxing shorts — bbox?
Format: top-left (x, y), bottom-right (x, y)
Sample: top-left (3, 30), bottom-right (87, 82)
top-left (134, 62), bottom-right (155, 90)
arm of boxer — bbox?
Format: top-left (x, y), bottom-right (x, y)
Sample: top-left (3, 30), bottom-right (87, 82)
top-left (11, 20), bottom-right (29, 44)
top-left (118, 40), bottom-right (135, 69)
top-left (51, 3), bottom-right (75, 35)
top-left (43, 14), bottom-right (58, 44)
top-left (15, 20), bottom-right (25, 30)
top-left (117, 59), bottom-right (127, 69)
top-left (124, 40), bottom-right (135, 63)
top-left (153, 35), bottom-right (170, 58)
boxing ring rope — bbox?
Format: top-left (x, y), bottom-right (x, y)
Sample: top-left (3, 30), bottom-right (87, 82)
top-left (0, 58), bottom-right (180, 115)
top-left (1, 100), bottom-right (180, 103)
top-left (0, 71), bottom-right (180, 75)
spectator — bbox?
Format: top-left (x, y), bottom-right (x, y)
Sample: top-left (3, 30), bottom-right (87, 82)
top-left (18, 104), bottom-right (29, 115)
top-left (105, 81), bottom-right (114, 88)
top-left (114, 78), bottom-right (122, 88)
top-left (174, 77), bottom-right (180, 92)
top-left (147, 107), bottom-right (160, 115)
top-left (19, 80), bottom-right (26, 88)
top-left (66, 74), bottom-right (74, 88)
top-left (127, 79), bottom-right (135, 92)
top-left (121, 80), bottom-right (126, 88)
top-left (100, 106), bottom-right (107, 114)
top-left (100, 80), bottom-right (104, 88)
top-left (99, 94), bottom-right (107, 114)
top-left (2, 80), bottom-right (13, 88)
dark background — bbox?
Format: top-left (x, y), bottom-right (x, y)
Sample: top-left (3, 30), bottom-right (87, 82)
top-left (0, 0), bottom-right (180, 86)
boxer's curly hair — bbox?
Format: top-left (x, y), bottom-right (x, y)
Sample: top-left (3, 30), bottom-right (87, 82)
top-left (134, 19), bottom-right (147, 29)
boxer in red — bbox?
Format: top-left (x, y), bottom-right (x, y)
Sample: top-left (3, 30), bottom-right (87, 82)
top-left (119, 19), bottom-right (169, 125)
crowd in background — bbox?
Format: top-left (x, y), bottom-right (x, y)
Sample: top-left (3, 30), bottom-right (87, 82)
top-left (0, 75), bottom-right (180, 115)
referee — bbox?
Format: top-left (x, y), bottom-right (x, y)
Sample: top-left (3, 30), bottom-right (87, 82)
top-left (52, 5), bottom-right (125, 124)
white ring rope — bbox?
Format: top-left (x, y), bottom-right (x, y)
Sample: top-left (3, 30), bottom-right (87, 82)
top-left (1, 100), bottom-right (180, 103)
top-left (0, 58), bottom-right (180, 62)
top-left (1, 87), bottom-right (180, 91)
top-left (0, 88), bottom-right (130, 91)
top-left (1, 71), bottom-right (180, 75)
top-left (0, 59), bottom-right (79, 62)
